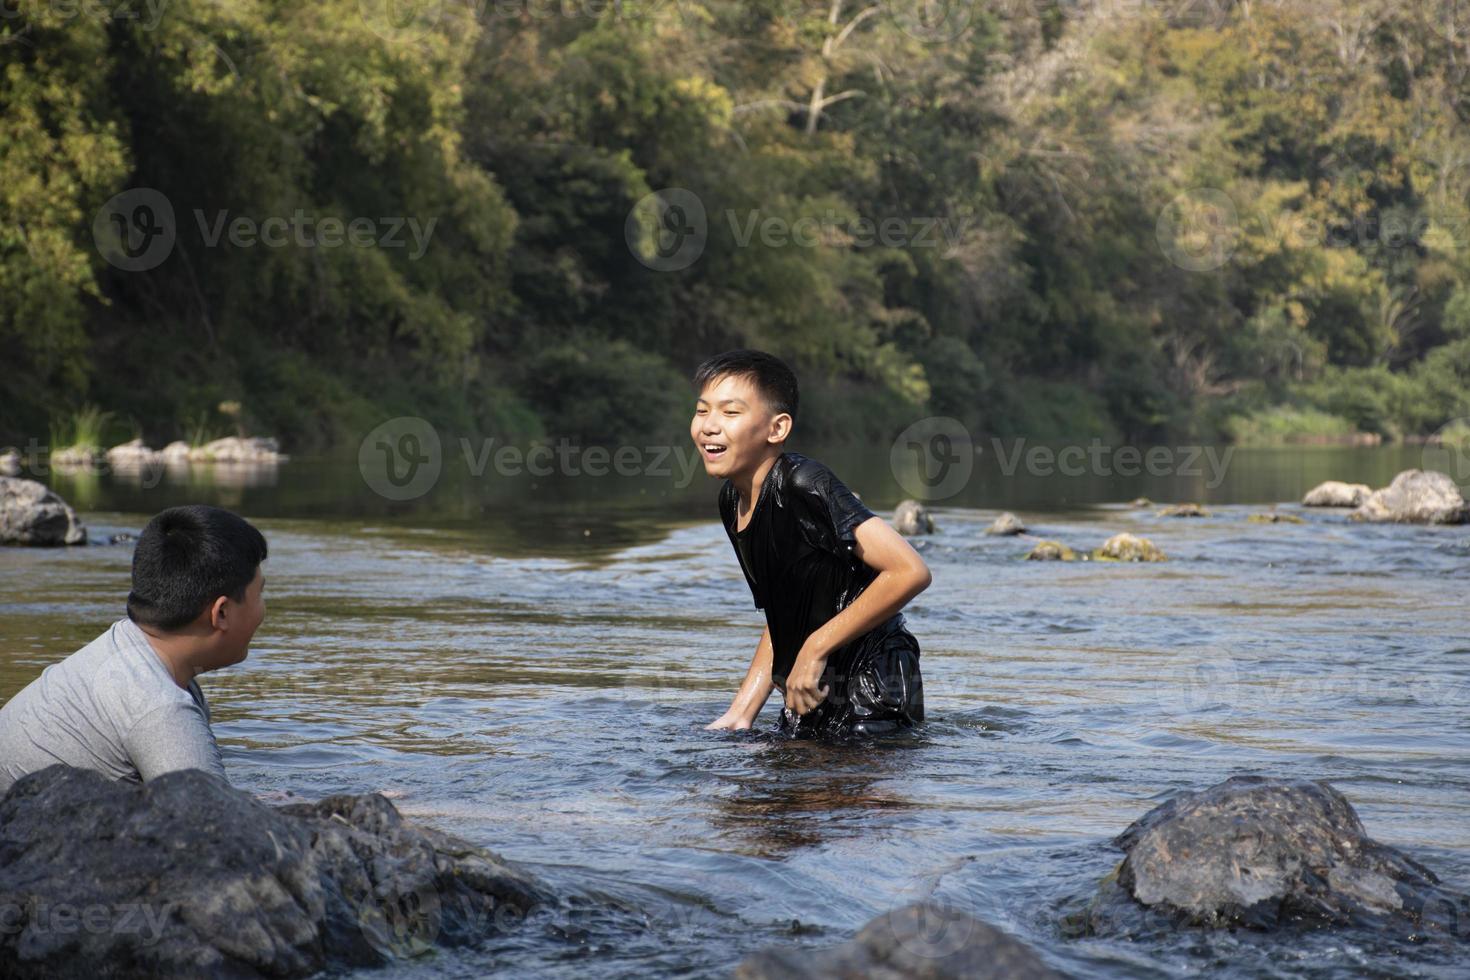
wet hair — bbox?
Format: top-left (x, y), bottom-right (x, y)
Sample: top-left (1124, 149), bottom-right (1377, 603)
top-left (126, 505), bottom-right (267, 631)
top-left (693, 349), bottom-right (799, 421)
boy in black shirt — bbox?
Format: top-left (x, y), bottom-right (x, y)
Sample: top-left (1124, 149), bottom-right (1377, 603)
top-left (693, 350), bottom-right (931, 737)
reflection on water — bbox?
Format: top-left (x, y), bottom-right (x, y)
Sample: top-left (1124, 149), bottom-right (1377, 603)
top-left (1, 447), bottom-right (1468, 977)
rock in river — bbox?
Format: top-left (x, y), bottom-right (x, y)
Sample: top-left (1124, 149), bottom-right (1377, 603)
top-left (1349, 469), bottom-right (1469, 525)
top-left (0, 476), bottom-right (86, 546)
top-left (1025, 539), bottom-right (1076, 561)
top-left (986, 511), bottom-right (1027, 535)
top-left (0, 766), bottom-right (549, 979)
top-left (1302, 480), bottom-right (1372, 508)
top-left (1158, 503), bottom-right (1209, 517)
top-left (737, 902), bottom-right (1065, 980)
top-left (1093, 532), bottom-right (1165, 562)
top-left (1085, 776), bottom-right (1468, 935)
top-left (892, 499), bottom-right (936, 535)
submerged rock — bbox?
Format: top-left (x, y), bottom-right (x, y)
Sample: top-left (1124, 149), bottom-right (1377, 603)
top-left (736, 902), bottom-right (1065, 980)
top-left (892, 499), bottom-right (936, 535)
top-left (0, 766), bottom-right (548, 979)
top-left (986, 512), bottom-right (1027, 536)
top-left (1086, 776), bottom-right (1468, 935)
top-left (1025, 539), bottom-right (1075, 561)
top-left (1349, 469), bottom-right (1469, 525)
top-left (1093, 532), bottom-right (1165, 562)
top-left (1158, 503), bottom-right (1209, 517)
top-left (0, 476), bottom-right (86, 546)
top-left (1129, 497), bottom-right (1153, 508)
top-left (1248, 511), bottom-right (1305, 524)
top-left (1302, 480), bottom-right (1372, 508)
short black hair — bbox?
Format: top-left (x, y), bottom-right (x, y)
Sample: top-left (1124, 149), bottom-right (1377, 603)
top-left (127, 506), bottom-right (268, 631)
top-left (693, 349), bottom-right (799, 421)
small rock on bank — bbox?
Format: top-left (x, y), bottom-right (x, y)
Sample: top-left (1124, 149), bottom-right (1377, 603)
top-left (736, 902), bottom-right (1065, 980)
top-left (0, 476), bottom-right (86, 546)
top-left (0, 766), bottom-right (548, 979)
top-left (892, 499), bottom-right (936, 535)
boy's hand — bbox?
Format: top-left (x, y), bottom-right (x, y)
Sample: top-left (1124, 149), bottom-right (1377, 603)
top-left (784, 646), bottom-right (830, 715)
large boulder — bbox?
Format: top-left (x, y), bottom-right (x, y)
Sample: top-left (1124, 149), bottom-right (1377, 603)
top-left (1349, 469), bottom-right (1469, 524)
top-left (105, 438), bottom-right (162, 469)
top-left (1089, 776), bottom-right (1467, 934)
top-left (0, 766), bottom-right (548, 979)
top-left (188, 437), bottom-right (284, 464)
top-left (0, 476), bottom-right (86, 546)
top-left (1302, 480), bottom-right (1372, 508)
top-left (892, 499), bottom-right (936, 535)
top-left (986, 512), bottom-right (1027, 536)
top-left (736, 902), bottom-right (1065, 980)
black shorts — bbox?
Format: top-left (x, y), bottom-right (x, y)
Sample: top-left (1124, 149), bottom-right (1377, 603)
top-left (779, 623), bottom-right (924, 738)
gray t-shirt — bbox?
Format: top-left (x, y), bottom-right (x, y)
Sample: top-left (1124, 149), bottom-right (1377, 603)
top-left (0, 618), bottom-right (225, 794)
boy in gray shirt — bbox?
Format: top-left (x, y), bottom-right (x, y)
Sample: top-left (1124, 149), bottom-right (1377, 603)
top-left (0, 505), bottom-right (267, 793)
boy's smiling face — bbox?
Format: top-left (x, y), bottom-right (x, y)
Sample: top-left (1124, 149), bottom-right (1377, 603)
top-left (691, 373), bottom-right (790, 480)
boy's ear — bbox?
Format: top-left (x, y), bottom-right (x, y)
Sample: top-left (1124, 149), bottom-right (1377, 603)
top-left (208, 594), bottom-right (231, 632)
top-left (766, 413), bottom-right (793, 444)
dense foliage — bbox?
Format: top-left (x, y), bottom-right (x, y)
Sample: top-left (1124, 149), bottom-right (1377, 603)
top-left (3, 0), bottom-right (1469, 449)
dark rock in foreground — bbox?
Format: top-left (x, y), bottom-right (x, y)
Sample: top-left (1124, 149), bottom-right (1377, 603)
top-left (1085, 776), bottom-right (1468, 936)
top-left (1349, 469), bottom-right (1469, 524)
top-left (737, 902), bottom-right (1065, 979)
top-left (0, 476), bottom-right (86, 546)
top-left (0, 766), bottom-right (548, 978)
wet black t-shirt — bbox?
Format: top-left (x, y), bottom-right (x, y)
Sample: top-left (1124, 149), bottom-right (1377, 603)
top-left (719, 452), bottom-right (886, 685)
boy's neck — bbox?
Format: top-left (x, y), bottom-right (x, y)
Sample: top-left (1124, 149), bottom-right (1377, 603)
top-left (733, 448), bottom-right (785, 504)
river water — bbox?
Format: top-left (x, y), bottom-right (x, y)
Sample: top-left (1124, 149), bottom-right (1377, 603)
top-left (1, 442), bottom-right (1467, 977)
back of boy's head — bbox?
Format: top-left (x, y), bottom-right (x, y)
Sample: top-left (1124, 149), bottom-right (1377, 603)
top-left (693, 349), bottom-right (799, 421)
top-left (127, 505), bottom-right (268, 631)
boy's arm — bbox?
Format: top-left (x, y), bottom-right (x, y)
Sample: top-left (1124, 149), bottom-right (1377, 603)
top-left (706, 625), bottom-right (775, 730)
top-left (783, 516), bottom-right (932, 716)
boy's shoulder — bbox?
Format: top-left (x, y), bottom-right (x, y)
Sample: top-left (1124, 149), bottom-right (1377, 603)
top-left (779, 452), bottom-right (846, 496)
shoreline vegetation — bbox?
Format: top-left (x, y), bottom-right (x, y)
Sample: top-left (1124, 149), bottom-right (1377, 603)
top-left (5, 2), bottom-right (1470, 453)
